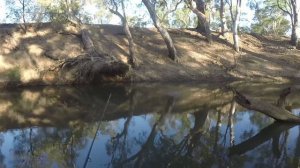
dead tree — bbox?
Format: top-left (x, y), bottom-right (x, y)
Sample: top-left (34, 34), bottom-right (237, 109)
top-left (49, 1), bottom-right (130, 83)
top-left (142, 0), bottom-right (178, 61)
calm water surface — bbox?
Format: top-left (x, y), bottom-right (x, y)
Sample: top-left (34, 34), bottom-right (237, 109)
top-left (0, 83), bottom-right (300, 168)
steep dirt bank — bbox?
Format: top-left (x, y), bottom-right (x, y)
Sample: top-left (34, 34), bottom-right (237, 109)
top-left (0, 23), bottom-right (300, 87)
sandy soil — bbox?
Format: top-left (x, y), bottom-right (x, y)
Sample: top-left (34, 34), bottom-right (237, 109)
top-left (0, 23), bottom-right (300, 87)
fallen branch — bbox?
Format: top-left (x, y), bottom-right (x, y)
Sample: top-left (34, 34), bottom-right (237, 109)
top-left (56, 27), bottom-right (129, 83)
top-left (234, 90), bottom-right (300, 122)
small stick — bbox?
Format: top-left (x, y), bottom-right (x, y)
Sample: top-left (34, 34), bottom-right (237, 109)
top-left (83, 93), bottom-right (112, 168)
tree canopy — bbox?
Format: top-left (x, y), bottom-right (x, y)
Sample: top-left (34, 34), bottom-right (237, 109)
top-left (2, 0), bottom-right (300, 47)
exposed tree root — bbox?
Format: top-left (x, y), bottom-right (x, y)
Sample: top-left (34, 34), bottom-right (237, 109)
top-left (57, 54), bottom-right (129, 83)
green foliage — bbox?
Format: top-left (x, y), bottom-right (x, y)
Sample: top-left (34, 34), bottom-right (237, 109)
top-left (250, 1), bottom-right (290, 36)
top-left (6, 67), bottom-right (20, 81)
top-left (172, 5), bottom-right (196, 28)
top-left (128, 15), bottom-right (150, 27)
top-left (37, 0), bottom-right (91, 24)
top-left (5, 0), bottom-right (39, 23)
top-left (154, 0), bottom-right (195, 28)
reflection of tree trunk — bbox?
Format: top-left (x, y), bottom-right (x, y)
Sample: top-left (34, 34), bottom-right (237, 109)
top-left (229, 101), bottom-right (236, 147)
top-left (186, 110), bottom-right (208, 156)
top-left (292, 126), bottom-right (300, 167)
top-left (64, 132), bottom-right (76, 168)
top-left (272, 134), bottom-right (281, 158)
top-left (111, 89), bottom-right (136, 165)
top-left (29, 128), bottom-right (34, 156)
top-left (229, 122), bottom-right (297, 156)
top-left (142, 0), bottom-right (178, 61)
top-left (83, 94), bottom-right (111, 168)
top-left (120, 96), bottom-right (175, 167)
top-left (214, 111), bottom-right (222, 151)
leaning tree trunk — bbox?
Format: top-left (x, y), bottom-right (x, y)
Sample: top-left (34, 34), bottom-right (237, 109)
top-left (121, 1), bottom-right (137, 67)
top-left (187, 0), bottom-right (212, 43)
top-left (234, 90), bottom-right (300, 122)
top-left (109, 0), bottom-right (137, 67)
top-left (57, 25), bottom-right (129, 83)
top-left (142, 0), bottom-right (178, 61)
top-left (291, 0), bottom-right (298, 46)
top-left (195, 0), bottom-right (206, 32)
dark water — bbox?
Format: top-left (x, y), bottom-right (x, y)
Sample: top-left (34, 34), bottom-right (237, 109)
top-left (0, 83), bottom-right (300, 168)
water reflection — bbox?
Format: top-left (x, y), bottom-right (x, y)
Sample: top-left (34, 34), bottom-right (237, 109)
top-left (0, 83), bottom-right (300, 167)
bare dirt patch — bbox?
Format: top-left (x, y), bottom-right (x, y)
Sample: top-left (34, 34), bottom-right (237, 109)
top-left (0, 23), bottom-right (300, 87)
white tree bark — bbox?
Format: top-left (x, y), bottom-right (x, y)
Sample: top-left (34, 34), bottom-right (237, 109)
top-left (230, 0), bottom-right (242, 52)
top-left (142, 0), bottom-right (178, 61)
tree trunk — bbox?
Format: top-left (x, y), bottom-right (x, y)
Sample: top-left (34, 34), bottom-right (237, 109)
top-left (195, 0), bottom-right (206, 32)
top-left (187, 0), bottom-right (212, 43)
top-left (234, 91), bottom-right (300, 122)
top-left (230, 0), bottom-right (241, 52)
top-left (142, 0), bottom-right (178, 61)
top-left (81, 29), bottom-right (98, 60)
top-left (232, 20), bottom-right (239, 52)
top-left (109, 1), bottom-right (137, 67)
top-left (219, 0), bottom-right (227, 35)
top-left (291, 0), bottom-right (298, 46)
top-left (59, 27), bottom-right (130, 83)
top-left (21, 0), bottom-right (27, 33)
top-left (121, 1), bottom-right (137, 67)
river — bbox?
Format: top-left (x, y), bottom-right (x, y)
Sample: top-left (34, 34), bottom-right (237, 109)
top-left (0, 82), bottom-right (299, 168)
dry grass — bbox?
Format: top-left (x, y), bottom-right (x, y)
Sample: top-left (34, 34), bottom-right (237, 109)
top-left (0, 23), bottom-right (300, 86)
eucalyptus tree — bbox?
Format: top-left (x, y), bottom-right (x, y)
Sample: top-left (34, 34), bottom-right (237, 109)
top-left (5, 0), bottom-right (38, 32)
top-left (228, 0), bottom-right (242, 52)
top-left (250, 1), bottom-right (290, 36)
top-left (276, 0), bottom-right (299, 46)
top-left (185, 0), bottom-right (212, 42)
top-left (142, 0), bottom-right (178, 61)
top-left (217, 0), bottom-right (228, 35)
top-left (106, 0), bottom-right (137, 67)
top-left (37, 0), bottom-right (88, 24)
top-left (155, 0), bottom-right (184, 27)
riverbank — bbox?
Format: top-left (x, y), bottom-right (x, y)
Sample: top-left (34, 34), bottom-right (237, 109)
top-left (1, 23), bottom-right (300, 87)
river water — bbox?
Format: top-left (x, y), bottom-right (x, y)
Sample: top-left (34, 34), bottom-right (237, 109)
top-left (0, 83), bottom-right (299, 168)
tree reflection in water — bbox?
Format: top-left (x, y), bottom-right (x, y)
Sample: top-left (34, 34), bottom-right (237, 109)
top-left (0, 83), bottom-right (299, 167)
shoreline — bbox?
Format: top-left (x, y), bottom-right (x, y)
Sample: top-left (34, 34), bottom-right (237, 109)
top-left (1, 23), bottom-right (300, 88)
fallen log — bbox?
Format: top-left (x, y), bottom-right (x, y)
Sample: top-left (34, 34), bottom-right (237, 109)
top-left (58, 26), bottom-right (129, 83)
top-left (234, 90), bottom-right (300, 122)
